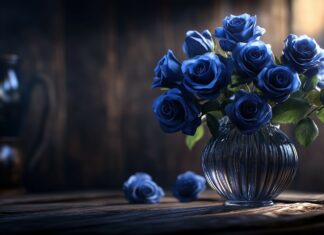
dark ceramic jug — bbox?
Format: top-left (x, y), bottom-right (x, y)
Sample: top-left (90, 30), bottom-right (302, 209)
top-left (0, 54), bottom-right (53, 192)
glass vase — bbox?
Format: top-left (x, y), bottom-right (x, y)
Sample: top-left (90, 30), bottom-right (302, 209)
top-left (202, 117), bottom-right (298, 207)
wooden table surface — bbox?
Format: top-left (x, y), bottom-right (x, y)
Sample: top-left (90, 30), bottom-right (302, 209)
top-left (1, 190), bottom-right (324, 234)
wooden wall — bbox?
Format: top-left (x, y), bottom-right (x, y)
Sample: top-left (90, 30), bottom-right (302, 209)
top-left (0, 0), bottom-right (323, 192)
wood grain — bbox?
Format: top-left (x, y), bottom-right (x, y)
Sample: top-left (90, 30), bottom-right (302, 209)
top-left (0, 0), bottom-right (66, 191)
top-left (1, 191), bottom-right (324, 234)
top-left (0, 0), bottom-right (323, 192)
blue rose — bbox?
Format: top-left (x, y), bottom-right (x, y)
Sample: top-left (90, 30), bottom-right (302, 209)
top-left (319, 59), bottom-right (324, 104)
top-left (182, 53), bottom-right (231, 100)
top-left (225, 90), bottom-right (272, 134)
top-left (152, 50), bottom-right (183, 89)
top-left (255, 65), bottom-right (300, 103)
top-left (283, 34), bottom-right (324, 73)
top-left (172, 171), bottom-right (206, 202)
top-left (232, 41), bottom-right (274, 80)
top-left (182, 30), bottom-right (214, 58)
top-left (305, 58), bottom-right (324, 89)
top-left (317, 59), bottom-right (324, 89)
top-left (214, 13), bottom-right (265, 51)
top-left (123, 172), bottom-right (164, 204)
top-left (152, 88), bottom-right (201, 135)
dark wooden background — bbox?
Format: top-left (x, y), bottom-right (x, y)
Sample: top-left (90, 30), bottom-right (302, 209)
top-left (0, 0), bottom-right (323, 192)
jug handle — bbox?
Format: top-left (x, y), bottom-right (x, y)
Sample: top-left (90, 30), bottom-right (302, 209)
top-left (22, 74), bottom-right (55, 170)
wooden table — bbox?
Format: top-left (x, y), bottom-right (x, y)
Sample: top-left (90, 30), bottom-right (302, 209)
top-left (1, 190), bottom-right (324, 234)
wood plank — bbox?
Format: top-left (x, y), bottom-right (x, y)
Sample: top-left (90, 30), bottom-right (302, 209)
top-left (1, 191), bottom-right (324, 234)
top-left (3, 190), bottom-right (324, 206)
top-left (0, 202), bottom-right (324, 234)
top-left (0, 0), bottom-right (324, 194)
top-left (289, 0), bottom-right (324, 193)
top-left (0, 0), bottom-right (66, 192)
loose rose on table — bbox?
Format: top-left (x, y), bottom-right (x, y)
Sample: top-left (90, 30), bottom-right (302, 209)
top-left (152, 13), bottom-right (324, 148)
top-left (172, 171), bottom-right (206, 202)
top-left (123, 172), bottom-right (205, 204)
top-left (123, 173), bottom-right (164, 204)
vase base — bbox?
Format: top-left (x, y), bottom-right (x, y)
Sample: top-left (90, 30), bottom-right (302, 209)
top-left (225, 200), bottom-right (274, 207)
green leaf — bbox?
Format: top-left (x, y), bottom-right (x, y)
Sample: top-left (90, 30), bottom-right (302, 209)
top-left (211, 39), bottom-right (215, 52)
top-left (272, 97), bottom-right (311, 124)
top-left (212, 38), bottom-right (217, 52)
top-left (207, 114), bottom-right (220, 137)
top-left (220, 99), bottom-right (232, 110)
top-left (316, 108), bottom-right (324, 123)
top-left (160, 88), bottom-right (170, 91)
top-left (227, 84), bottom-right (240, 93)
top-left (185, 125), bottom-right (204, 150)
top-left (290, 90), bottom-right (303, 98)
top-left (306, 90), bottom-right (322, 106)
top-left (303, 75), bottom-right (318, 92)
top-left (231, 74), bottom-right (240, 82)
top-left (201, 101), bottom-right (220, 114)
top-left (207, 110), bottom-right (223, 119)
top-left (229, 74), bottom-right (246, 86)
top-left (294, 118), bottom-right (319, 146)
top-left (299, 74), bottom-right (308, 86)
top-left (227, 75), bottom-right (245, 93)
top-left (274, 56), bottom-right (281, 65)
top-left (215, 43), bottom-right (227, 58)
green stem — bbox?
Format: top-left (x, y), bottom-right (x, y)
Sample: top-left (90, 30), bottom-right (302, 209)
top-left (244, 84), bottom-right (251, 92)
top-left (250, 83), bottom-right (256, 92)
top-left (306, 105), bottom-right (324, 117)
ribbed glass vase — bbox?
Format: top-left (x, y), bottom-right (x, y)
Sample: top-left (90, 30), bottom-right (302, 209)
top-left (202, 117), bottom-right (298, 207)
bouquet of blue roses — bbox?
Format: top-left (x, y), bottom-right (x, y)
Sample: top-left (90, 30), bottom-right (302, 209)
top-left (152, 13), bottom-right (324, 149)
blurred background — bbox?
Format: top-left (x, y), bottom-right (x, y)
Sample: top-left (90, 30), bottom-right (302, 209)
top-left (0, 0), bottom-right (323, 193)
